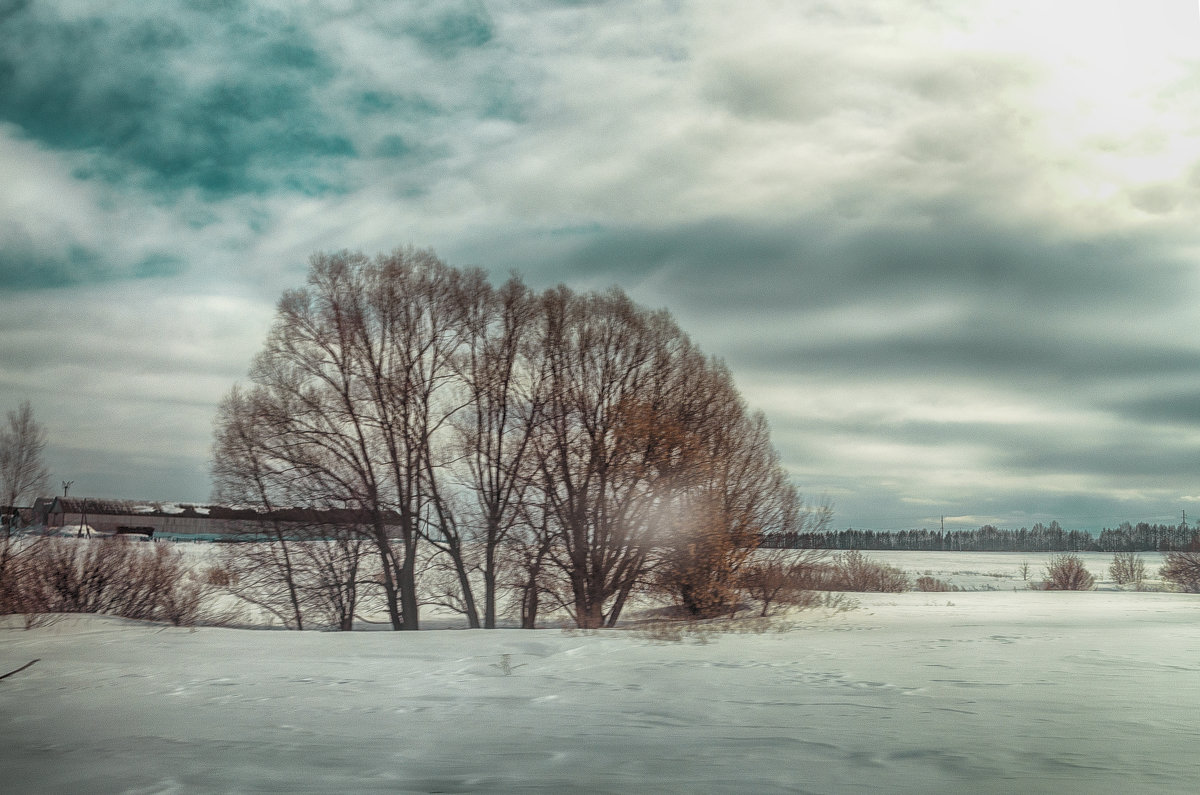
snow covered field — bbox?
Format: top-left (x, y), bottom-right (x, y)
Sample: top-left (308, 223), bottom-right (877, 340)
top-left (3, 551), bottom-right (1200, 793)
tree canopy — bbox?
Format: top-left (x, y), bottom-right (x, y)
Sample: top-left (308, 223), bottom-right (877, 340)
top-left (212, 248), bottom-right (820, 629)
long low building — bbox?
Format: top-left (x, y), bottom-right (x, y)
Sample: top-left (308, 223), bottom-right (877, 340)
top-left (39, 497), bottom-right (402, 540)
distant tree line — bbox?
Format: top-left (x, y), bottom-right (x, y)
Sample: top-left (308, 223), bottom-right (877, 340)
top-left (763, 521), bottom-right (1200, 553)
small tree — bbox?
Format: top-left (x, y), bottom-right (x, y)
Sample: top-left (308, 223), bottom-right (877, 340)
top-left (1109, 552), bottom-right (1146, 589)
top-left (1, 400), bottom-right (49, 522)
top-left (1039, 553), bottom-right (1095, 590)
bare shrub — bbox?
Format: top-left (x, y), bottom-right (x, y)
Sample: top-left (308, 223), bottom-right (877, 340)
top-left (822, 550), bottom-right (908, 592)
top-left (915, 575), bottom-right (957, 592)
top-left (4, 537), bottom-right (213, 626)
top-left (738, 548), bottom-right (829, 616)
top-left (651, 495), bottom-right (760, 620)
top-left (1037, 553), bottom-right (1095, 590)
top-left (1109, 552), bottom-right (1146, 589)
top-left (629, 614), bottom-right (788, 645)
top-left (628, 591), bottom-right (857, 644)
top-left (1160, 551), bottom-right (1200, 593)
top-left (155, 570), bottom-right (211, 627)
top-left (202, 565), bottom-right (233, 587)
top-left (0, 534), bottom-right (42, 617)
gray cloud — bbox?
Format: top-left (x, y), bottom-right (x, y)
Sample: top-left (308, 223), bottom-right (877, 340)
top-left (0, 1), bottom-right (510, 202)
top-left (408, 1), bottom-right (495, 57)
top-left (1107, 392), bottom-right (1200, 429)
top-left (0, 4), bottom-right (354, 196)
top-left (0, 228), bottom-right (185, 291)
top-left (547, 212), bottom-right (1190, 314)
top-left (2, 0), bottom-right (1198, 530)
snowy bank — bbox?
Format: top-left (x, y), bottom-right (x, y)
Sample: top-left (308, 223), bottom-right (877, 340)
top-left (3, 590), bottom-right (1200, 793)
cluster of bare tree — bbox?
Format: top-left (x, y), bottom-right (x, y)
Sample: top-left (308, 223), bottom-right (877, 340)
top-left (212, 248), bottom-right (827, 630)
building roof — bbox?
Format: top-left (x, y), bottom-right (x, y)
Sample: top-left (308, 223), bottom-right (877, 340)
top-left (46, 497), bottom-right (399, 525)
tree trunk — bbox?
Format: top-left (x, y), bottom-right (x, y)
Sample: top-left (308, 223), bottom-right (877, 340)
top-left (276, 533), bottom-right (306, 631)
top-left (483, 547), bottom-right (498, 629)
top-left (521, 579), bottom-right (539, 629)
top-left (374, 539), bottom-right (403, 630)
top-left (451, 547), bottom-right (481, 628)
top-left (399, 534), bottom-right (420, 630)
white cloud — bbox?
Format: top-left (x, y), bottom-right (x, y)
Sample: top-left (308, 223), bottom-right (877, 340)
top-left (4, 0), bottom-right (1200, 525)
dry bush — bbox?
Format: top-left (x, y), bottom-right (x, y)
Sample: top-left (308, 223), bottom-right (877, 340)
top-left (627, 591), bottom-right (857, 644)
top-left (650, 495), bottom-right (760, 620)
top-left (1037, 553), bottom-right (1095, 591)
top-left (915, 575), bottom-right (958, 592)
top-left (0, 535), bottom-right (33, 615)
top-left (629, 614), bottom-right (785, 644)
top-left (820, 550), bottom-right (909, 592)
top-left (1160, 551), bottom-right (1200, 593)
top-left (1109, 552), bottom-right (1146, 589)
top-left (2, 537), bottom-right (213, 626)
top-left (202, 565), bottom-right (233, 587)
top-left (738, 548), bottom-right (829, 616)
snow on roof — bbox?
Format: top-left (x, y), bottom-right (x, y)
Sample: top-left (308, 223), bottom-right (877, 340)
top-left (52, 498), bottom-right (213, 517)
top-left (48, 498), bottom-right (396, 524)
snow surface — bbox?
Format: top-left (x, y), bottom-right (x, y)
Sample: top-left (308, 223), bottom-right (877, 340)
top-left (3, 552), bottom-right (1200, 793)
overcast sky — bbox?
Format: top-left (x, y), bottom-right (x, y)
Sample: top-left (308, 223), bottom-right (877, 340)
top-left (2, 0), bottom-right (1199, 531)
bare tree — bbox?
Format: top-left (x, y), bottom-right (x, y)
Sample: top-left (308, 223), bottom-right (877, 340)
top-left (213, 248), bottom-right (481, 630)
top-left (213, 387), bottom-right (312, 630)
top-left (1, 401), bottom-right (49, 618)
top-left (450, 274), bottom-right (545, 628)
top-left (503, 504), bottom-right (557, 628)
top-left (738, 501), bottom-right (832, 617)
top-left (527, 287), bottom-right (815, 628)
top-left (214, 517), bottom-right (374, 631)
top-left (1, 400), bottom-right (49, 521)
top-left (646, 378), bottom-right (802, 618)
top-left (529, 287), bottom-right (704, 628)
top-left (608, 341), bottom-right (831, 621)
